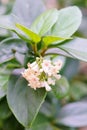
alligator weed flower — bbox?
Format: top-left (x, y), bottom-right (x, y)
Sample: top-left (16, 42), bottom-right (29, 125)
top-left (22, 57), bottom-right (62, 91)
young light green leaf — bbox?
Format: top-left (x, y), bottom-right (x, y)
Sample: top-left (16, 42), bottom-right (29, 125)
top-left (16, 23), bottom-right (41, 43)
top-left (12, 29), bottom-right (31, 43)
top-left (51, 77), bottom-right (69, 99)
top-left (0, 23), bottom-right (31, 43)
top-left (7, 75), bottom-right (47, 128)
top-left (43, 36), bottom-right (70, 46)
top-left (31, 9), bottom-right (58, 36)
top-left (51, 6), bottom-right (82, 37)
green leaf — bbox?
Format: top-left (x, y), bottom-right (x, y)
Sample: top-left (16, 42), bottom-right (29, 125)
top-left (30, 113), bottom-right (48, 127)
top-left (51, 77), bottom-right (69, 99)
top-left (26, 113), bottom-right (61, 130)
top-left (0, 37), bottom-right (27, 64)
top-left (61, 58), bottom-right (79, 80)
top-left (0, 99), bottom-right (11, 120)
top-left (58, 38), bottom-right (87, 62)
top-left (12, 29), bottom-right (32, 43)
top-left (0, 58), bottom-right (21, 99)
top-left (43, 36), bottom-right (70, 46)
top-left (40, 102), bottom-right (56, 117)
top-left (0, 23), bottom-right (32, 43)
top-left (26, 123), bottom-right (61, 130)
top-left (3, 115), bottom-right (24, 130)
top-left (16, 23), bottom-right (41, 43)
top-left (31, 9), bottom-right (58, 36)
top-left (70, 81), bottom-right (87, 100)
top-left (46, 38), bottom-right (87, 62)
top-left (51, 6), bottom-right (82, 37)
top-left (0, 15), bottom-right (14, 30)
top-left (57, 101), bottom-right (87, 127)
top-left (0, 75), bottom-right (9, 99)
top-left (7, 75), bottom-right (47, 128)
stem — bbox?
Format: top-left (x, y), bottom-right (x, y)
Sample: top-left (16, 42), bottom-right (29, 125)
top-left (32, 43), bottom-right (38, 56)
top-left (41, 48), bottom-right (47, 57)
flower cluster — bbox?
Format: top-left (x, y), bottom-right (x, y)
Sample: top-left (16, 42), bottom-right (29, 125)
top-left (22, 57), bottom-right (62, 91)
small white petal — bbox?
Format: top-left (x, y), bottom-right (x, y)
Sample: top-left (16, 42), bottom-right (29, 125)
top-left (44, 81), bottom-right (51, 91)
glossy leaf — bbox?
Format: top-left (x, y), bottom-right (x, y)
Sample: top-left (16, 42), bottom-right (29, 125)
top-left (59, 38), bottom-right (87, 62)
top-left (45, 48), bottom-right (73, 58)
top-left (7, 75), bottom-right (47, 127)
top-left (51, 6), bottom-right (82, 37)
top-left (16, 23), bottom-right (41, 43)
top-left (46, 38), bottom-right (87, 62)
top-left (0, 75), bottom-right (9, 99)
top-left (43, 36), bottom-right (70, 46)
top-left (57, 101), bottom-right (87, 127)
top-left (61, 58), bottom-right (79, 80)
top-left (0, 37), bottom-right (27, 64)
top-left (31, 9), bottom-right (58, 36)
top-left (0, 15), bottom-right (14, 30)
top-left (12, 0), bottom-right (45, 26)
top-left (51, 77), bottom-right (69, 99)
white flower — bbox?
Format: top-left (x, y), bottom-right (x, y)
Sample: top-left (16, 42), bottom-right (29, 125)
top-left (42, 81), bottom-right (52, 91)
top-left (28, 76), bottom-right (41, 90)
top-left (41, 60), bottom-right (52, 75)
top-left (54, 60), bottom-right (63, 70)
top-left (47, 78), bottom-right (55, 85)
top-left (22, 57), bottom-right (62, 91)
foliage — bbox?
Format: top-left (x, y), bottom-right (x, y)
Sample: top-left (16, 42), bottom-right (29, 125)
top-left (0, 1), bottom-right (87, 130)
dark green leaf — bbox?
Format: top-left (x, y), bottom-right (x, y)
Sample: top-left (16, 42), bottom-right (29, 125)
top-left (3, 115), bottom-right (24, 130)
top-left (16, 23), bottom-right (41, 43)
top-left (40, 102), bottom-right (56, 117)
top-left (25, 113), bottom-right (60, 130)
top-left (57, 101), bottom-right (87, 127)
top-left (26, 123), bottom-right (61, 130)
top-left (51, 6), bottom-right (82, 37)
top-left (31, 9), bottom-right (58, 36)
top-left (51, 77), bottom-right (69, 99)
top-left (0, 99), bottom-right (11, 120)
top-left (7, 75), bottom-right (47, 127)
